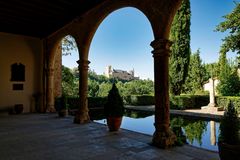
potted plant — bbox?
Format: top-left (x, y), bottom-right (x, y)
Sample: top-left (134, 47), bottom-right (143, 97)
top-left (104, 83), bottom-right (124, 131)
top-left (218, 102), bottom-right (240, 160)
top-left (55, 96), bottom-right (68, 117)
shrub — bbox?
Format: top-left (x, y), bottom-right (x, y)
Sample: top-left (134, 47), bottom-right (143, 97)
top-left (216, 96), bottom-right (240, 114)
top-left (170, 95), bottom-right (209, 110)
top-left (104, 83), bottom-right (124, 117)
top-left (219, 102), bottom-right (240, 144)
top-left (126, 95), bottom-right (155, 106)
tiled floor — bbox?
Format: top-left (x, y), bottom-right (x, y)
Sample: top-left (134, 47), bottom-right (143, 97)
top-left (0, 114), bottom-right (219, 160)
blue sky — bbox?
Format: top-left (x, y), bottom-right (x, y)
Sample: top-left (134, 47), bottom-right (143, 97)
top-left (62, 0), bottom-right (239, 80)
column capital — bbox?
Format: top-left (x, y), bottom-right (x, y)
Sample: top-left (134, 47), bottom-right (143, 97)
top-left (76, 59), bottom-right (90, 70)
top-left (150, 39), bottom-right (172, 57)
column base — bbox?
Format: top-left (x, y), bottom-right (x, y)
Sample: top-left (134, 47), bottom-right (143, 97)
top-left (74, 111), bottom-right (90, 124)
top-left (46, 105), bottom-right (56, 113)
top-left (152, 128), bottom-right (177, 149)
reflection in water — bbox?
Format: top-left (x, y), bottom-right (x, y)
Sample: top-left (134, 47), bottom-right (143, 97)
top-left (182, 119), bottom-right (207, 146)
top-left (94, 109), bottom-right (220, 151)
top-left (210, 121), bottom-right (216, 146)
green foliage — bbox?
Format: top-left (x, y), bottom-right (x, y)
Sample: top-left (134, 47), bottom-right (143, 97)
top-left (217, 72), bottom-right (240, 96)
top-left (170, 117), bottom-right (187, 146)
top-left (183, 49), bottom-right (206, 94)
top-left (203, 62), bottom-right (220, 80)
top-left (61, 35), bottom-right (77, 56)
top-left (62, 65), bottom-right (78, 96)
top-left (104, 83), bottom-right (124, 117)
top-left (121, 80), bottom-right (154, 96)
top-left (88, 79), bottom-right (99, 97)
top-left (88, 97), bottom-right (107, 108)
top-left (217, 56), bottom-right (240, 96)
top-left (215, 2), bottom-right (240, 55)
top-left (124, 109), bottom-right (153, 118)
top-left (169, 0), bottom-right (191, 95)
top-left (216, 96), bottom-right (240, 114)
top-left (125, 95), bottom-right (155, 106)
top-left (170, 95), bottom-right (209, 110)
top-left (98, 82), bottom-right (112, 97)
top-left (183, 120), bottom-right (207, 145)
top-left (219, 102), bottom-right (240, 145)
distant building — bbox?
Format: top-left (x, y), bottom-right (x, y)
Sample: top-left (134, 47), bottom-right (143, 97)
top-left (104, 65), bottom-right (139, 81)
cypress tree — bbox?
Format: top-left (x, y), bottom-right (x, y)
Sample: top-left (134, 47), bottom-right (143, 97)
top-left (169, 0), bottom-right (191, 95)
top-left (183, 49), bottom-right (206, 94)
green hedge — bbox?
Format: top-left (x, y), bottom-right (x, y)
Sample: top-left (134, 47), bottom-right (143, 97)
top-left (125, 95), bottom-right (209, 109)
top-left (216, 96), bottom-right (240, 113)
top-left (124, 95), bottom-right (155, 106)
top-left (170, 95), bottom-right (209, 110)
top-left (61, 95), bottom-right (240, 113)
top-left (65, 97), bottom-right (107, 109)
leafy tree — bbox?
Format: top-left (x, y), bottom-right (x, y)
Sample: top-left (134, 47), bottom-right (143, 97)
top-left (217, 72), bottom-right (240, 96)
top-left (203, 62), bottom-right (220, 80)
top-left (88, 80), bottom-right (99, 97)
top-left (217, 58), bottom-right (240, 96)
top-left (169, 0), bottom-right (191, 95)
top-left (215, 2), bottom-right (240, 55)
top-left (122, 80), bottom-right (154, 96)
top-left (218, 51), bottom-right (228, 81)
top-left (98, 82), bottom-right (112, 97)
top-left (183, 49), bottom-right (206, 94)
top-left (62, 65), bottom-right (78, 96)
top-left (61, 35), bottom-right (78, 56)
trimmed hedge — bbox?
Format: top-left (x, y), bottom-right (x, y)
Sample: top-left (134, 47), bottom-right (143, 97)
top-left (124, 95), bottom-right (155, 106)
top-left (216, 96), bottom-right (240, 113)
top-left (170, 95), bottom-right (209, 110)
top-left (65, 97), bottom-right (107, 109)
top-left (62, 95), bottom-right (240, 113)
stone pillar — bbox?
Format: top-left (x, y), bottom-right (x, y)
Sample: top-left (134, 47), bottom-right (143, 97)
top-left (74, 59), bottom-right (90, 124)
top-left (46, 68), bottom-right (56, 112)
top-left (151, 39), bottom-right (176, 148)
top-left (208, 78), bottom-right (216, 107)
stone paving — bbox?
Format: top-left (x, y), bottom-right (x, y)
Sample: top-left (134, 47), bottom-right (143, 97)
top-left (0, 114), bottom-right (219, 160)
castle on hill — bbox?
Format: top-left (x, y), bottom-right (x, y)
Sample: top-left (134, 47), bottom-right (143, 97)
top-left (104, 65), bottom-right (139, 81)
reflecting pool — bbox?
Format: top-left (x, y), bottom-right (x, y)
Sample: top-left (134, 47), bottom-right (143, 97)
top-left (94, 110), bottom-right (220, 152)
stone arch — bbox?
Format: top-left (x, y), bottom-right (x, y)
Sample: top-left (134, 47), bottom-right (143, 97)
top-left (71, 0), bottom-right (181, 60)
top-left (46, 33), bottom-right (79, 112)
top-left (45, 0), bottom-right (183, 148)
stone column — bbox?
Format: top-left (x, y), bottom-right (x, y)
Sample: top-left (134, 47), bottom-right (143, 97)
top-left (74, 59), bottom-right (90, 124)
top-left (208, 78), bottom-right (216, 107)
top-left (151, 39), bottom-right (176, 148)
top-left (46, 68), bottom-right (56, 112)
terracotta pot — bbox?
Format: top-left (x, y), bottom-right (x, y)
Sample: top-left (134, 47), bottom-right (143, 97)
top-left (14, 104), bottom-right (23, 114)
top-left (106, 117), bottom-right (122, 131)
top-left (218, 142), bottom-right (240, 160)
top-left (58, 109), bottom-right (68, 117)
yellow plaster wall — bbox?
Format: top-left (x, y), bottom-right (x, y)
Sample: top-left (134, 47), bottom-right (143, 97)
top-left (0, 32), bottom-right (43, 113)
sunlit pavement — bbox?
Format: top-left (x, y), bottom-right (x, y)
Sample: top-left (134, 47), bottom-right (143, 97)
top-left (0, 114), bottom-right (219, 160)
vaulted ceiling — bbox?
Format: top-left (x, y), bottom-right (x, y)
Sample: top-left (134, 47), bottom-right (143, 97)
top-left (0, 0), bottom-right (104, 38)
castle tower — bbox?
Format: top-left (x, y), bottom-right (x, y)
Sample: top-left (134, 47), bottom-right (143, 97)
top-left (129, 68), bottom-right (134, 76)
top-left (105, 65), bottom-right (112, 78)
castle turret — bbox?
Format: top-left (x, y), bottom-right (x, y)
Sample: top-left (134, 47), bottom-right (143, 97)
top-left (129, 68), bottom-right (134, 76)
top-left (105, 65), bottom-right (112, 78)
